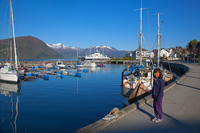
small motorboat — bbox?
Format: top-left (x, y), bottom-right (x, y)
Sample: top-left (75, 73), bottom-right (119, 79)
top-left (97, 64), bottom-right (105, 67)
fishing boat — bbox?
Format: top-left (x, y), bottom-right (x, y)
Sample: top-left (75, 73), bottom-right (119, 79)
top-left (76, 60), bottom-right (96, 69)
top-left (54, 60), bottom-right (66, 69)
top-left (44, 62), bottom-right (53, 69)
top-left (121, 1), bottom-right (153, 104)
top-left (0, 0), bottom-right (21, 83)
top-left (76, 60), bottom-right (85, 69)
top-left (83, 60), bottom-right (96, 68)
top-left (121, 2), bottom-right (176, 106)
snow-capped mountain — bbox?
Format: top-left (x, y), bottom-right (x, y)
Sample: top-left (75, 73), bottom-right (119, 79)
top-left (46, 43), bottom-right (128, 58)
top-left (90, 45), bottom-right (116, 50)
top-left (47, 43), bottom-right (81, 50)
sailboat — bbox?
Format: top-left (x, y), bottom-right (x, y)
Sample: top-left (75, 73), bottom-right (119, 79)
top-left (121, 1), bottom-right (175, 106)
top-left (0, 0), bottom-right (21, 83)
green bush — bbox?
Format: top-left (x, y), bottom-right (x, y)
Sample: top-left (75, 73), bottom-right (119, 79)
top-left (122, 57), bottom-right (133, 60)
top-left (111, 57), bottom-right (134, 60)
top-left (111, 58), bottom-right (121, 60)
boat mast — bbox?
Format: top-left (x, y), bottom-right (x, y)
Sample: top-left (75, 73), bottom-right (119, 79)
top-left (9, 19), bottom-right (12, 65)
top-left (136, 0), bottom-right (147, 65)
top-left (157, 13), bottom-right (160, 67)
top-left (139, 0), bottom-right (143, 66)
top-left (76, 42), bottom-right (78, 60)
top-left (10, 0), bottom-right (18, 70)
top-left (156, 12), bottom-right (163, 67)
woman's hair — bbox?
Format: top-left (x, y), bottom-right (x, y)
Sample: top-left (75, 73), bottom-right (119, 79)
top-left (153, 68), bottom-right (163, 79)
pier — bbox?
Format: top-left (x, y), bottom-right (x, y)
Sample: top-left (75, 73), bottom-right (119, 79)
top-left (109, 60), bottom-right (137, 65)
top-left (76, 63), bottom-right (200, 133)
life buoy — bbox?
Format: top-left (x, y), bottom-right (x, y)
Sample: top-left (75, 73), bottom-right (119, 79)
top-left (123, 80), bottom-right (131, 88)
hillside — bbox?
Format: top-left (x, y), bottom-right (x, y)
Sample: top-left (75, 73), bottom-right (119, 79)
top-left (0, 36), bottom-right (63, 59)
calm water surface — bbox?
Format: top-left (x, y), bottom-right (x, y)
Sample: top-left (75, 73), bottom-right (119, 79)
top-left (0, 64), bottom-right (126, 133)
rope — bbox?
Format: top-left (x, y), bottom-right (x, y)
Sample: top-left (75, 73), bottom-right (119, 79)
top-left (142, 34), bottom-right (149, 50)
top-left (151, 37), bottom-right (157, 50)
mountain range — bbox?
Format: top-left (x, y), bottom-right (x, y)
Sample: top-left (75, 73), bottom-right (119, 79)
top-left (0, 36), bottom-right (128, 59)
top-left (47, 43), bottom-right (128, 58)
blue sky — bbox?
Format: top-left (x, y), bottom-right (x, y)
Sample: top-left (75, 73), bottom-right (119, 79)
top-left (0, 0), bottom-right (200, 51)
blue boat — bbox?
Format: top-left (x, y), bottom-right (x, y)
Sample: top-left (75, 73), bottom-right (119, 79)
top-left (42, 74), bottom-right (49, 80)
top-left (26, 73), bottom-right (32, 76)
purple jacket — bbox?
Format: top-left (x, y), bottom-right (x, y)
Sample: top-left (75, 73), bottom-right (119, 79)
top-left (152, 78), bottom-right (165, 101)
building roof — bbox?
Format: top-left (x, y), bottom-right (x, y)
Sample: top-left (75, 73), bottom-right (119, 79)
top-left (133, 48), bottom-right (149, 52)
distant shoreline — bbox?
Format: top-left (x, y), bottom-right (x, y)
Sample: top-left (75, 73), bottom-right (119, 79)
top-left (0, 58), bottom-right (77, 62)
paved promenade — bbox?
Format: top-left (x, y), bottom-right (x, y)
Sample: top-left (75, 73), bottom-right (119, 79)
top-left (97, 64), bottom-right (200, 133)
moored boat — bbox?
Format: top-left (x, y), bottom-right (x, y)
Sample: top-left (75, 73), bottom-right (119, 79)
top-left (97, 64), bottom-right (105, 67)
top-left (0, 0), bottom-right (21, 83)
top-left (121, 1), bottom-right (176, 106)
top-left (85, 51), bottom-right (110, 60)
top-left (54, 60), bottom-right (66, 69)
top-left (83, 60), bottom-right (96, 68)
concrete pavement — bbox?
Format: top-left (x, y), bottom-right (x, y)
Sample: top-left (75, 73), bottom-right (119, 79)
top-left (97, 64), bottom-right (200, 133)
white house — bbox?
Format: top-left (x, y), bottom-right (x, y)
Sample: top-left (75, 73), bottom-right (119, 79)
top-left (160, 48), bottom-right (171, 58)
top-left (126, 48), bottom-right (151, 60)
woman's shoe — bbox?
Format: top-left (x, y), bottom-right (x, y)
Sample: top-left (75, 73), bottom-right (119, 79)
top-left (151, 117), bottom-right (157, 122)
top-left (155, 118), bottom-right (163, 123)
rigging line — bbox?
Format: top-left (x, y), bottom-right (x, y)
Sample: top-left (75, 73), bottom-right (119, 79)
top-left (160, 35), bottom-right (162, 49)
top-left (134, 30), bottom-right (140, 50)
top-left (142, 34), bottom-right (149, 50)
top-left (136, 20), bottom-right (141, 50)
top-left (161, 34), bottom-right (166, 49)
top-left (151, 37), bottom-right (157, 50)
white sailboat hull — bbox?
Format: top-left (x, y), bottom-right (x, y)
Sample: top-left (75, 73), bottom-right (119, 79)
top-left (0, 72), bottom-right (19, 83)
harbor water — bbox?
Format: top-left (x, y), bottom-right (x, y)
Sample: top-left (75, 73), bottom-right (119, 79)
top-left (0, 64), bottom-right (126, 133)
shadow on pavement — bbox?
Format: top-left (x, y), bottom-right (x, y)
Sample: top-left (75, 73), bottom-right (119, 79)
top-left (176, 83), bottom-right (200, 90)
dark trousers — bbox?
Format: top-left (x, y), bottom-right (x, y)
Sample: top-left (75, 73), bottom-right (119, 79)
top-left (153, 97), bottom-right (163, 119)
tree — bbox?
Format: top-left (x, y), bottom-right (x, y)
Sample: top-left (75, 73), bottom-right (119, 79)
top-left (189, 39), bottom-right (198, 44)
top-left (186, 39), bottom-right (198, 48)
top-left (186, 39), bottom-right (199, 55)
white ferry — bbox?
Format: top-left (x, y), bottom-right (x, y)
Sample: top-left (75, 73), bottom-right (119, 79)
top-left (85, 51), bottom-right (110, 60)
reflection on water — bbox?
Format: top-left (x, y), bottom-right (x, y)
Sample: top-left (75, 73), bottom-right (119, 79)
top-left (0, 64), bottom-right (127, 133)
top-left (0, 82), bottom-right (21, 133)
